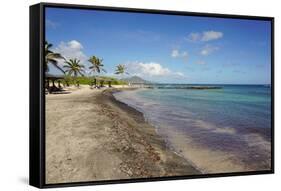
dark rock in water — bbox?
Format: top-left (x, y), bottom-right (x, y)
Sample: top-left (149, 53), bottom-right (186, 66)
top-left (157, 86), bottom-right (222, 90)
top-left (188, 86), bottom-right (222, 90)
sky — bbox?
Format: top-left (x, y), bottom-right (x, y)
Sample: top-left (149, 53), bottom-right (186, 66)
top-left (46, 7), bottom-right (272, 84)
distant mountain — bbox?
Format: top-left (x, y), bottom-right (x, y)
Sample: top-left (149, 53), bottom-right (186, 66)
top-left (122, 76), bottom-right (151, 84)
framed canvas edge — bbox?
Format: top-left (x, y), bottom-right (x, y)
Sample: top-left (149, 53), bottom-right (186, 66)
top-left (29, 2), bottom-right (275, 189)
top-left (41, 2), bottom-right (274, 20)
top-left (29, 3), bottom-right (45, 188)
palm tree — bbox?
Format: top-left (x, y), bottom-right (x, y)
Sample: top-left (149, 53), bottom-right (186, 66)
top-left (115, 64), bottom-right (129, 86)
top-left (63, 58), bottom-right (85, 86)
top-left (115, 64), bottom-right (129, 75)
top-left (88, 56), bottom-right (106, 73)
top-left (45, 41), bottom-right (65, 73)
top-left (88, 56), bottom-right (106, 87)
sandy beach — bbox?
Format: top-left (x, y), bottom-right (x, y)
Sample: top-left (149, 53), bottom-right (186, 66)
top-left (46, 86), bottom-right (199, 184)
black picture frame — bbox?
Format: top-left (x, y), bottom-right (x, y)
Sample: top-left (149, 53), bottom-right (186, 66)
top-left (30, 2), bottom-right (274, 189)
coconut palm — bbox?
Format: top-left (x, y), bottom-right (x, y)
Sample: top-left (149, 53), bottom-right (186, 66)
top-left (88, 56), bottom-right (106, 73)
top-left (63, 58), bottom-right (85, 86)
top-left (115, 64), bottom-right (129, 75)
top-left (88, 56), bottom-right (106, 87)
top-left (115, 64), bottom-right (129, 86)
top-left (45, 41), bottom-right (65, 73)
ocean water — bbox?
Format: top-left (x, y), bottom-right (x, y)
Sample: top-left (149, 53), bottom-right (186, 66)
top-left (113, 85), bottom-right (272, 173)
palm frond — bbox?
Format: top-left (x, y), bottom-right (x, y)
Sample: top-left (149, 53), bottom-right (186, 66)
top-left (45, 41), bottom-right (65, 73)
top-left (63, 58), bottom-right (84, 77)
top-left (88, 55), bottom-right (105, 74)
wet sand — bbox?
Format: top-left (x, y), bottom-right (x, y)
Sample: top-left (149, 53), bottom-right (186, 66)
top-left (113, 89), bottom-right (272, 174)
top-left (46, 86), bottom-right (199, 184)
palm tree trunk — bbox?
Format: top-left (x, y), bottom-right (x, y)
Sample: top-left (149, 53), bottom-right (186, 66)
top-left (46, 80), bottom-right (49, 89)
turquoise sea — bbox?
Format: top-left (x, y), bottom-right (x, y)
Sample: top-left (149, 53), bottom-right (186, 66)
top-left (113, 85), bottom-right (272, 173)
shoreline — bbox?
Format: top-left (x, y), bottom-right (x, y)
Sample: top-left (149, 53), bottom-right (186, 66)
top-left (99, 88), bottom-right (202, 174)
top-left (107, 88), bottom-right (204, 173)
top-left (106, 88), bottom-right (203, 174)
top-left (46, 86), bottom-right (200, 184)
top-left (112, 87), bottom-right (271, 173)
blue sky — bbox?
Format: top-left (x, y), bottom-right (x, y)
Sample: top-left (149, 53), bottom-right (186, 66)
top-left (46, 7), bottom-right (271, 84)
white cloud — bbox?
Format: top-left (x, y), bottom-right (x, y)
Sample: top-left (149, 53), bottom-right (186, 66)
top-left (171, 49), bottom-right (188, 62)
top-left (171, 49), bottom-right (180, 58)
top-left (126, 61), bottom-right (185, 79)
top-left (200, 44), bottom-right (219, 56)
top-left (46, 19), bottom-right (59, 29)
top-left (201, 31), bottom-right (223, 41)
top-left (68, 40), bottom-right (83, 49)
top-left (188, 33), bottom-right (201, 42)
top-left (187, 30), bottom-right (223, 42)
top-left (140, 62), bottom-right (170, 76)
top-left (175, 72), bottom-right (185, 77)
top-left (52, 40), bottom-right (89, 71)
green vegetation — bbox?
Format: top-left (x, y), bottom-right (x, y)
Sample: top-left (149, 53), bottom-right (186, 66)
top-left (45, 41), bottom-right (129, 92)
top-left (63, 58), bottom-right (85, 86)
top-left (62, 76), bottom-right (127, 86)
top-left (64, 58), bottom-right (85, 77)
top-left (88, 56), bottom-right (106, 87)
top-left (115, 64), bottom-right (128, 75)
top-left (88, 56), bottom-right (106, 74)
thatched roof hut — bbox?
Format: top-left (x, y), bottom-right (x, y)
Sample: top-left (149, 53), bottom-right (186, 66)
top-left (45, 73), bottom-right (64, 80)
